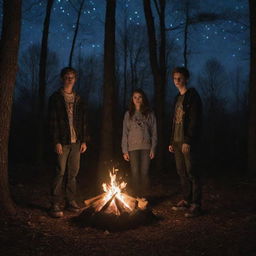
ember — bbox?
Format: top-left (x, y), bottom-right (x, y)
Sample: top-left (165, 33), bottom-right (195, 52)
top-left (73, 168), bottom-right (157, 231)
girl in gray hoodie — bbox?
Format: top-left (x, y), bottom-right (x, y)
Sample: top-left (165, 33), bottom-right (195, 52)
top-left (122, 89), bottom-right (157, 196)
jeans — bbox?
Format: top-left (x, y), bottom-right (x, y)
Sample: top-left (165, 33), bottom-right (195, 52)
top-left (129, 149), bottom-right (151, 194)
top-left (52, 143), bottom-right (81, 204)
top-left (173, 141), bottom-right (201, 206)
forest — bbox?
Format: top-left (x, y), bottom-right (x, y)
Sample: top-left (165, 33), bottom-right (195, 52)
top-left (0, 0), bottom-right (255, 255)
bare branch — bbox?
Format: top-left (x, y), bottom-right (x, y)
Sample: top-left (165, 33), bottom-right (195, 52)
top-left (165, 23), bottom-right (184, 31)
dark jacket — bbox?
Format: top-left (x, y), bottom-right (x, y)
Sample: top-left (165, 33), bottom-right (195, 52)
top-left (48, 88), bottom-right (87, 146)
top-left (170, 88), bottom-right (202, 145)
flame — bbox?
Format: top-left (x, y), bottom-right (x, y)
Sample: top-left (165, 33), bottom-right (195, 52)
top-left (84, 167), bottom-right (148, 215)
top-left (101, 168), bottom-right (132, 214)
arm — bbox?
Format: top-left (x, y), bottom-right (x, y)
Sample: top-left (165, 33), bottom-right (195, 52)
top-left (169, 115), bottom-right (175, 152)
top-left (80, 98), bottom-right (87, 153)
top-left (169, 97), bottom-right (177, 146)
top-left (121, 112), bottom-right (129, 160)
top-left (48, 95), bottom-right (61, 151)
top-left (80, 98), bottom-right (87, 144)
top-left (184, 91), bottom-right (202, 145)
top-left (150, 112), bottom-right (157, 158)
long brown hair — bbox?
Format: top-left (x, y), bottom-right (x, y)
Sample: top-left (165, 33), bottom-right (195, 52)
top-left (129, 88), bottom-right (150, 118)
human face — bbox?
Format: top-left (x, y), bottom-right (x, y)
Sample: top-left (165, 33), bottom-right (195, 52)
top-left (173, 72), bottom-right (187, 90)
top-left (132, 92), bottom-right (143, 109)
top-left (62, 72), bottom-right (76, 87)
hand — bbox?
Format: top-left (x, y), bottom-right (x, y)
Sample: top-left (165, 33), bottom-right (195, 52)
top-left (182, 143), bottom-right (190, 154)
top-left (168, 145), bottom-right (174, 153)
top-left (123, 153), bottom-right (129, 161)
top-left (80, 143), bottom-right (87, 153)
top-left (55, 143), bottom-right (63, 155)
top-left (149, 151), bottom-right (155, 159)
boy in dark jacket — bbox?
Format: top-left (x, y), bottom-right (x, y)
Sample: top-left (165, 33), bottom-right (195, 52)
top-left (48, 67), bottom-right (87, 217)
top-left (169, 67), bottom-right (202, 217)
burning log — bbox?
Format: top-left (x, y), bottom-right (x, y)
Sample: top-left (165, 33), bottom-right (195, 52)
top-left (99, 192), bottom-right (117, 213)
top-left (73, 168), bottom-right (157, 231)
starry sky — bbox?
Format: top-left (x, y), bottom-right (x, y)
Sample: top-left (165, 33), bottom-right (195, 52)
top-left (1, 0), bottom-right (250, 95)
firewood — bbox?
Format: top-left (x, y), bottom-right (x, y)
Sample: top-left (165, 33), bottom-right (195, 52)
top-left (98, 193), bottom-right (117, 213)
top-left (84, 193), bottom-right (106, 206)
top-left (114, 197), bottom-right (131, 214)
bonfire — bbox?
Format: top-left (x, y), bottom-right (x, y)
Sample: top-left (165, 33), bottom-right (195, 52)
top-left (74, 168), bottom-right (156, 231)
top-left (84, 168), bottom-right (148, 214)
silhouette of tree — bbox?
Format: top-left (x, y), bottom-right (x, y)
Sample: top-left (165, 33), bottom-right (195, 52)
top-left (98, 0), bottom-right (116, 174)
top-left (248, 0), bottom-right (256, 174)
top-left (0, 0), bottom-right (21, 216)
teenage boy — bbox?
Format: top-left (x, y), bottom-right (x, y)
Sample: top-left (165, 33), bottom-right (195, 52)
top-left (48, 67), bottom-right (87, 218)
top-left (169, 67), bottom-right (202, 218)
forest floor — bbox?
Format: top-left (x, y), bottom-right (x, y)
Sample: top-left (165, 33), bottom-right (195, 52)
top-left (1, 164), bottom-right (256, 256)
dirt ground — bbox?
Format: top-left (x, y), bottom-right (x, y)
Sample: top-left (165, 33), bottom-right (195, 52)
top-left (1, 165), bottom-right (256, 256)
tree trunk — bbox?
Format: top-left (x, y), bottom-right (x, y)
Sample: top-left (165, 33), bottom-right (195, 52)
top-left (183, 1), bottom-right (189, 68)
top-left (0, 0), bottom-right (22, 216)
top-left (123, 23), bottom-right (128, 110)
top-left (123, 40), bottom-right (128, 109)
top-left (98, 0), bottom-right (116, 175)
top-left (143, 0), bottom-right (160, 85)
top-left (143, 0), bottom-right (166, 171)
top-left (69, 0), bottom-right (85, 67)
top-left (37, 0), bottom-right (54, 163)
top-left (248, 0), bottom-right (256, 174)
top-left (158, 0), bottom-right (166, 171)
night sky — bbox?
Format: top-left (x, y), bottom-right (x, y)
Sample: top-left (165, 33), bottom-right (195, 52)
top-left (0, 0), bottom-right (250, 99)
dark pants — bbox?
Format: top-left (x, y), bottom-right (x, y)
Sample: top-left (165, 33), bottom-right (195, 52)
top-left (173, 142), bottom-right (201, 206)
top-left (129, 149), bottom-right (151, 194)
top-left (52, 143), bottom-right (81, 204)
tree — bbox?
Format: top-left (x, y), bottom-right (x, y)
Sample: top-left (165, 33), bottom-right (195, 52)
top-left (229, 66), bottom-right (248, 169)
top-left (36, 0), bottom-right (54, 163)
top-left (116, 22), bottom-right (150, 109)
top-left (75, 53), bottom-right (103, 102)
top-left (68, 0), bottom-right (86, 67)
top-left (198, 58), bottom-right (228, 166)
top-left (143, 0), bottom-right (166, 170)
top-left (248, 0), bottom-right (256, 174)
top-left (9, 46), bottom-right (59, 163)
top-left (166, 0), bottom-right (247, 68)
top-left (127, 25), bottom-right (148, 91)
top-left (116, 1), bottom-right (129, 109)
top-left (0, 0), bottom-right (22, 216)
top-left (98, 0), bottom-right (116, 174)
top-left (16, 44), bottom-right (59, 115)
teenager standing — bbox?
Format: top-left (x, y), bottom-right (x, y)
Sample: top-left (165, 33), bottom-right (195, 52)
top-left (122, 89), bottom-right (157, 196)
top-left (48, 67), bottom-right (87, 217)
top-left (169, 67), bottom-right (202, 217)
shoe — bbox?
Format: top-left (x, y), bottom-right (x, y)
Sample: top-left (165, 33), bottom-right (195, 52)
top-left (184, 204), bottom-right (201, 218)
top-left (172, 200), bottom-right (190, 211)
top-left (50, 204), bottom-right (64, 218)
top-left (67, 200), bottom-right (81, 212)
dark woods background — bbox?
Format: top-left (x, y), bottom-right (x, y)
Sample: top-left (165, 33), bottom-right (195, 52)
top-left (0, 0), bottom-right (253, 181)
